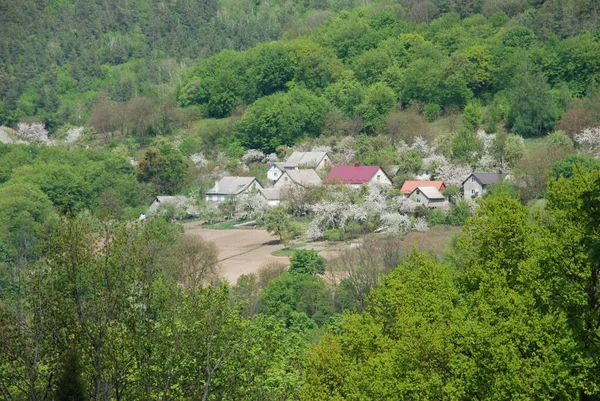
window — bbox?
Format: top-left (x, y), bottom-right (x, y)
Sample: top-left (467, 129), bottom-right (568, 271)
top-left (471, 176), bottom-right (475, 183)
top-left (471, 189), bottom-right (475, 195)
top-left (284, 177), bottom-right (288, 182)
top-left (416, 198), bottom-right (421, 203)
top-left (377, 174), bottom-right (381, 180)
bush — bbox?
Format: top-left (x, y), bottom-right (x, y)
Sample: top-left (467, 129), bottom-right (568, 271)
top-left (324, 229), bottom-right (343, 241)
top-left (428, 209), bottom-right (447, 226)
top-left (446, 200), bottom-right (472, 225)
top-left (257, 260), bottom-right (288, 288)
top-left (289, 250), bottom-right (326, 275)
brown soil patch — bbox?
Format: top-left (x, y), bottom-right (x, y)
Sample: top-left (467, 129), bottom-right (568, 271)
top-left (183, 222), bottom-right (289, 283)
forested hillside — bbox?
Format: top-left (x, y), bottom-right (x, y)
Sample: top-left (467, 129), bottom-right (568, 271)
top-left (2, 1), bottom-right (600, 400)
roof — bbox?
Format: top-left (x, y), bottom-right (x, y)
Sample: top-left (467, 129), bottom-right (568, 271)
top-left (206, 176), bottom-right (259, 195)
top-left (464, 173), bottom-right (505, 186)
top-left (268, 162), bottom-right (285, 171)
top-left (325, 165), bottom-right (382, 185)
top-left (259, 188), bottom-right (281, 201)
top-left (281, 169), bottom-right (322, 187)
top-left (410, 186), bottom-right (445, 200)
top-left (401, 180), bottom-right (445, 195)
top-left (284, 151), bottom-right (327, 169)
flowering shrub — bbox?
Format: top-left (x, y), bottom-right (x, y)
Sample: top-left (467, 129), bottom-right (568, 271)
top-left (574, 127), bottom-right (600, 157)
top-left (17, 123), bottom-right (54, 145)
top-left (190, 153), bottom-right (208, 167)
top-left (435, 163), bottom-right (471, 186)
top-left (380, 213), bottom-right (412, 234)
top-left (242, 149), bottom-right (266, 165)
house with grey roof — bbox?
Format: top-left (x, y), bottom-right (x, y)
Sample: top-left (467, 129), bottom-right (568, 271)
top-left (267, 162), bottom-right (286, 182)
top-left (283, 151), bottom-right (331, 170)
top-left (205, 177), bottom-right (263, 203)
top-left (408, 186), bottom-right (448, 209)
top-left (258, 188), bottom-right (281, 206)
top-left (148, 196), bottom-right (196, 216)
top-left (273, 169), bottom-right (322, 190)
top-left (462, 173), bottom-right (505, 199)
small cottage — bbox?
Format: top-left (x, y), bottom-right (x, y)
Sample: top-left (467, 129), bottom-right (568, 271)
top-left (400, 180), bottom-right (446, 195)
top-left (408, 187), bottom-right (447, 209)
top-left (259, 188), bottom-right (281, 206)
top-left (325, 165), bottom-right (392, 187)
top-left (205, 177), bottom-right (263, 203)
top-left (273, 169), bottom-right (322, 189)
top-left (463, 173), bottom-right (505, 199)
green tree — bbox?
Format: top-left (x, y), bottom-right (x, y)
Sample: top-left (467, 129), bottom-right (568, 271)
top-left (136, 146), bottom-right (187, 195)
top-left (236, 87), bottom-right (330, 152)
top-left (289, 250), bottom-right (326, 275)
top-left (56, 347), bottom-right (86, 401)
top-left (264, 206), bottom-right (295, 245)
top-left (356, 82), bottom-right (396, 133)
top-left (507, 71), bottom-right (558, 137)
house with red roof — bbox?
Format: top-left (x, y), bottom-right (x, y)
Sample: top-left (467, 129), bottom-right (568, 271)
top-left (325, 164), bottom-right (392, 187)
top-left (400, 180), bottom-right (446, 195)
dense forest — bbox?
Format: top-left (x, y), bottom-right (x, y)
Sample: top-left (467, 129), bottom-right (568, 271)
top-left (2, 0), bottom-right (600, 400)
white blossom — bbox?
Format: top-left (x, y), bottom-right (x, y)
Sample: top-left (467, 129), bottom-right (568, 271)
top-left (574, 127), bottom-right (600, 158)
top-left (189, 153), bottom-right (208, 167)
top-left (65, 127), bottom-right (84, 144)
top-left (0, 129), bottom-right (14, 144)
top-left (410, 136), bottom-right (431, 155)
top-left (237, 193), bottom-right (268, 220)
top-left (422, 154), bottom-right (448, 171)
top-left (263, 153), bottom-right (278, 163)
top-left (381, 213), bottom-right (412, 234)
top-left (242, 149), bottom-right (266, 165)
top-left (312, 145), bottom-right (332, 153)
top-left (476, 154), bottom-right (496, 170)
top-left (435, 163), bottom-right (472, 186)
top-left (477, 129), bottom-right (494, 152)
top-left (306, 220), bottom-right (325, 240)
top-left (17, 123), bottom-right (54, 145)
top-left (413, 217), bottom-right (429, 232)
top-left (393, 196), bottom-right (417, 213)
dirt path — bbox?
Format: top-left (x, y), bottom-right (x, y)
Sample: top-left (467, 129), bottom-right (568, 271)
top-left (183, 222), bottom-right (289, 283)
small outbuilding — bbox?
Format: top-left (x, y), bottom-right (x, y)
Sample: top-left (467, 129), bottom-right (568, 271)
top-left (205, 177), bottom-right (263, 203)
top-left (408, 187), bottom-right (447, 209)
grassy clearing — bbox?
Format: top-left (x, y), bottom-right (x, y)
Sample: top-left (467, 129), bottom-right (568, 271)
top-left (272, 243), bottom-right (305, 257)
top-left (203, 219), bottom-right (253, 230)
top-left (523, 137), bottom-right (548, 155)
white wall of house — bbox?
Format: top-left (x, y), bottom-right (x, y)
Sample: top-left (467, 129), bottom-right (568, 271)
top-left (369, 168), bottom-right (393, 186)
top-left (273, 172), bottom-right (293, 189)
top-left (267, 166), bottom-right (283, 181)
top-left (315, 155), bottom-right (332, 171)
top-left (206, 194), bottom-right (226, 202)
top-left (463, 176), bottom-right (484, 199)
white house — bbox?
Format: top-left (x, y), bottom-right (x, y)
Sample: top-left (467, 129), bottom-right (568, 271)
top-left (408, 187), bottom-right (448, 209)
top-left (283, 151), bottom-right (331, 171)
top-left (462, 173), bottom-right (505, 199)
top-left (205, 177), bottom-right (263, 203)
top-left (267, 162), bottom-right (286, 182)
top-left (273, 169), bottom-right (322, 190)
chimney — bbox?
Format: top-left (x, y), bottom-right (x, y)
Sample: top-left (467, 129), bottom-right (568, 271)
top-left (354, 162), bottom-right (360, 167)
top-left (214, 180), bottom-right (219, 192)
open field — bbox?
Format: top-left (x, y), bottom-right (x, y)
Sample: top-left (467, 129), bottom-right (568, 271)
top-left (184, 221), bottom-right (462, 283)
top-left (183, 222), bottom-right (289, 283)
